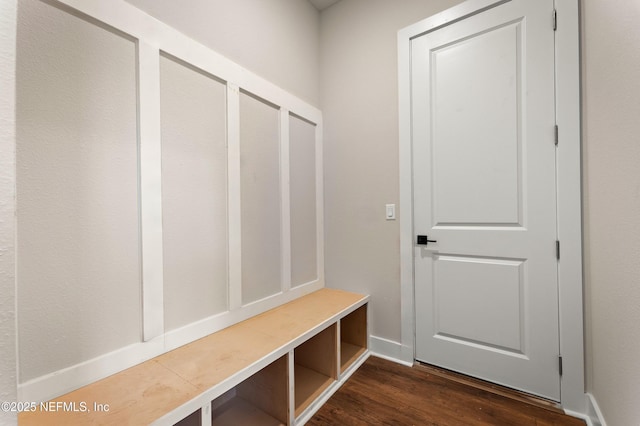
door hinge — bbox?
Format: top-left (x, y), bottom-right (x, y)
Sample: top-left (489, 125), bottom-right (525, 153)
top-left (553, 9), bottom-right (558, 31)
top-left (556, 240), bottom-right (560, 260)
top-left (559, 356), bottom-right (563, 376)
top-left (554, 124), bottom-right (559, 146)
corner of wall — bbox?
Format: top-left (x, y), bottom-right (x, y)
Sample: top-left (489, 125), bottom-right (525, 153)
top-left (0, 0), bottom-right (19, 423)
top-left (585, 393), bottom-right (607, 426)
top-left (580, 0), bottom-right (640, 423)
top-left (369, 335), bottom-right (413, 367)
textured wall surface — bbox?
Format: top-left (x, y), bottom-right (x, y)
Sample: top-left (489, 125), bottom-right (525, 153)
top-left (16, 0), bottom-right (141, 382)
top-left (126, 0), bottom-right (320, 107)
top-left (0, 0), bottom-right (18, 422)
top-left (13, 0), bottom-right (324, 397)
top-left (160, 55), bottom-right (229, 331)
top-left (320, 0), bottom-right (463, 343)
top-left (290, 115), bottom-right (318, 287)
top-left (240, 93), bottom-right (282, 305)
top-left (582, 1), bottom-right (640, 424)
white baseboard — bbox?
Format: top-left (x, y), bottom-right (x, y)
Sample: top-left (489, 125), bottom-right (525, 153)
top-left (369, 335), bottom-right (413, 367)
top-left (18, 336), bottom-right (165, 403)
top-left (18, 282), bottom-right (323, 403)
top-left (583, 393), bottom-right (606, 426)
top-left (557, 393), bottom-right (606, 426)
top-left (564, 409), bottom-right (594, 426)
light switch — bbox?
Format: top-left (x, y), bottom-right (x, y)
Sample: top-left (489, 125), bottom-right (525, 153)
top-left (386, 204), bottom-right (396, 220)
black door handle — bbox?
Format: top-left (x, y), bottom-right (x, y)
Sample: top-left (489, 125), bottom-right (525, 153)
top-left (417, 235), bottom-right (437, 245)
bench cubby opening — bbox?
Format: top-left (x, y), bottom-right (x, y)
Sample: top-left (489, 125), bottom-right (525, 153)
top-left (173, 409), bottom-right (201, 426)
top-left (340, 304), bottom-right (368, 374)
top-left (293, 323), bottom-right (338, 418)
top-left (211, 354), bottom-right (289, 426)
top-left (20, 289), bottom-right (368, 426)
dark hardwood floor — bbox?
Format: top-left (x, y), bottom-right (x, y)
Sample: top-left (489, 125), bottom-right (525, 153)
top-left (308, 356), bottom-right (585, 426)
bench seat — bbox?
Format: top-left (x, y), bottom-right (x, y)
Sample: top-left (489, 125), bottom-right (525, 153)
top-left (19, 288), bottom-right (369, 425)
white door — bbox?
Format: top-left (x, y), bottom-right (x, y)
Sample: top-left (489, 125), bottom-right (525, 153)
top-left (412, 0), bottom-right (560, 400)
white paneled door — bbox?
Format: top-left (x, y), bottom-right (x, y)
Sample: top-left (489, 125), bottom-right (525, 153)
top-left (412, 0), bottom-right (560, 400)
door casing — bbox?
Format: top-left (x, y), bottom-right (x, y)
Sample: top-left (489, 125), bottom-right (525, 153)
top-left (398, 0), bottom-right (585, 414)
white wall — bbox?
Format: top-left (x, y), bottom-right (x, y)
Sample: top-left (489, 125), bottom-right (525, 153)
top-left (320, 0), bottom-right (463, 346)
top-left (0, 0), bottom-right (18, 423)
top-left (239, 92), bottom-right (283, 304)
top-left (582, 0), bottom-right (640, 424)
top-left (125, 0), bottom-right (320, 107)
top-left (290, 115), bottom-right (319, 287)
top-left (17, 0), bottom-right (141, 382)
top-left (160, 55), bottom-right (229, 331)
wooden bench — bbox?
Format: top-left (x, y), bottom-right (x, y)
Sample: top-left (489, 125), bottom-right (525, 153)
top-left (19, 288), bottom-right (369, 425)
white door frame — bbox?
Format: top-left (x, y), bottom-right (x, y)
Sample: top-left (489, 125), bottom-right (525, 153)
top-left (398, 0), bottom-right (585, 414)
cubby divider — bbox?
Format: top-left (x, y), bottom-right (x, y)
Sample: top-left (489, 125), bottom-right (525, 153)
top-left (293, 324), bottom-right (338, 417)
top-left (340, 304), bottom-right (368, 374)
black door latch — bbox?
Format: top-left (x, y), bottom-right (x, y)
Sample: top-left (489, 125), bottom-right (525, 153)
top-left (416, 235), bottom-right (437, 245)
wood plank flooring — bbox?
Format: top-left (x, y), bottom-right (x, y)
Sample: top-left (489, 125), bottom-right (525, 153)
top-left (308, 356), bottom-right (585, 426)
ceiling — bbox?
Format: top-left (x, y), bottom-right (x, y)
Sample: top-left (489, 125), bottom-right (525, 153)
top-left (308, 0), bottom-right (341, 11)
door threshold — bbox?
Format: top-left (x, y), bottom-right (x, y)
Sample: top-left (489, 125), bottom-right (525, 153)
top-left (414, 361), bottom-right (564, 414)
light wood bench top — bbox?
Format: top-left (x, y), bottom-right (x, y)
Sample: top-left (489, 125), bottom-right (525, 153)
top-left (19, 288), bottom-right (367, 425)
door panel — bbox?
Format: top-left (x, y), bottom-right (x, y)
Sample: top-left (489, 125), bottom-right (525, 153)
top-left (412, 0), bottom-right (560, 400)
top-left (434, 255), bottom-right (525, 353)
top-left (432, 22), bottom-right (522, 226)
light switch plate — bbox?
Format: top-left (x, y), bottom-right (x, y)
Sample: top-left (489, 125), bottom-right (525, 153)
top-left (386, 204), bottom-right (396, 220)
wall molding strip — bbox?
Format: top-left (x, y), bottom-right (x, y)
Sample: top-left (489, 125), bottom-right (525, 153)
top-left (16, 0), bottom-right (324, 403)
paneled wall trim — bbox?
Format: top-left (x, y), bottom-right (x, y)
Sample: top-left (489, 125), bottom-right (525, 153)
top-left (17, 0), bottom-right (323, 403)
